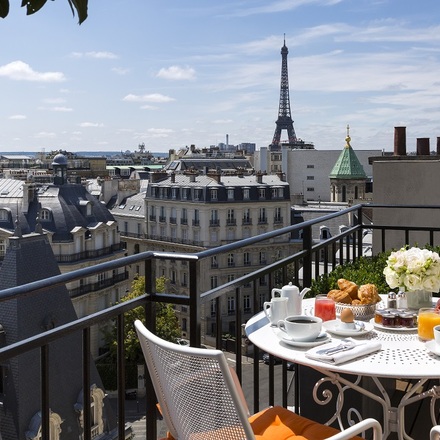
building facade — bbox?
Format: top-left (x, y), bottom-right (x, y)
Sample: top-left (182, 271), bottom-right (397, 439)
top-left (112, 170), bottom-right (295, 344)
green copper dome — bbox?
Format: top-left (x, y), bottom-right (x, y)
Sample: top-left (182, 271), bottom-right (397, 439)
top-left (329, 127), bottom-right (367, 179)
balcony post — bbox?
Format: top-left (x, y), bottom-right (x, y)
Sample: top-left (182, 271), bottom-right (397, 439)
top-left (302, 225), bottom-right (312, 288)
top-left (189, 259), bottom-right (201, 347)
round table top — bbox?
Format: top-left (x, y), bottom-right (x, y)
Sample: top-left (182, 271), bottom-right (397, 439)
top-left (245, 297), bottom-right (440, 379)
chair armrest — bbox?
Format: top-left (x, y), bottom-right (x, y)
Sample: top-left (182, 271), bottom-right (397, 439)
top-left (431, 425), bottom-right (440, 440)
top-left (325, 418), bottom-right (382, 440)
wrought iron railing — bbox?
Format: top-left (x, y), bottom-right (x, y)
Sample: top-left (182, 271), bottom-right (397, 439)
top-left (1, 204), bottom-right (440, 439)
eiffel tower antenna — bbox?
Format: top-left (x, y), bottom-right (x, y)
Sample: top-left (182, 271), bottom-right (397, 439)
top-left (270, 35), bottom-right (297, 150)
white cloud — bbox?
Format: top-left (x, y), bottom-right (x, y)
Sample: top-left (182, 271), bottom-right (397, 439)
top-left (43, 98), bottom-right (66, 104)
top-left (156, 65), bottom-right (196, 80)
top-left (112, 67), bottom-right (130, 75)
top-left (34, 131), bottom-right (56, 138)
top-left (0, 61), bottom-right (65, 82)
top-left (70, 51), bottom-right (118, 59)
top-left (123, 93), bottom-right (175, 103)
top-left (79, 122), bottom-right (104, 127)
top-left (51, 106), bottom-right (73, 112)
top-left (9, 114), bottom-right (27, 120)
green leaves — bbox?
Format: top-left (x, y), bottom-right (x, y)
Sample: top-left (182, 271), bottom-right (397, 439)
top-left (0, 0), bottom-right (9, 18)
top-left (1, 0), bottom-right (88, 24)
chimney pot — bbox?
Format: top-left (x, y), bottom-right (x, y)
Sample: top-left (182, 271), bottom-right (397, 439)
top-left (416, 138), bottom-right (430, 156)
top-left (394, 126), bottom-right (406, 156)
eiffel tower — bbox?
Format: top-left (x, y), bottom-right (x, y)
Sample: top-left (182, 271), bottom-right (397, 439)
top-left (270, 36), bottom-right (311, 151)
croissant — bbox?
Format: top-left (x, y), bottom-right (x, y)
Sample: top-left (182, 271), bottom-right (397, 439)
top-left (327, 289), bottom-right (352, 304)
top-left (337, 278), bottom-right (358, 300)
top-left (358, 283), bottom-right (380, 304)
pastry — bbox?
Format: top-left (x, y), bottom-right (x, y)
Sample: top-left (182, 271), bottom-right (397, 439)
top-left (327, 289), bottom-right (352, 304)
top-left (337, 278), bottom-right (358, 300)
top-left (358, 283), bottom-right (380, 304)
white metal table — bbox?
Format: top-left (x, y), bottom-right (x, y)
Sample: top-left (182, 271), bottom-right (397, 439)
top-left (245, 297), bottom-right (440, 439)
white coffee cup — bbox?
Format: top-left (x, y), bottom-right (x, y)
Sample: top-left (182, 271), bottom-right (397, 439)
top-left (263, 297), bottom-right (288, 326)
top-left (277, 315), bottom-right (322, 342)
top-left (434, 324), bottom-right (440, 346)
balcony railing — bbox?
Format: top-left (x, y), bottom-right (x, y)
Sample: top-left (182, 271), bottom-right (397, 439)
top-left (2, 204), bottom-right (440, 439)
top-left (55, 243), bottom-right (124, 263)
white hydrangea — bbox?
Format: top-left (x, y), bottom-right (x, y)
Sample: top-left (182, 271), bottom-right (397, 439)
top-left (383, 247), bottom-right (440, 292)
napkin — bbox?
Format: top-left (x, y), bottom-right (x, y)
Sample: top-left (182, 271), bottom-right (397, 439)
top-left (305, 338), bottom-right (382, 365)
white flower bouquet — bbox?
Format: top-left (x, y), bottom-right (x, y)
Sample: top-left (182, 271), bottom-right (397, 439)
top-left (383, 246), bottom-right (440, 293)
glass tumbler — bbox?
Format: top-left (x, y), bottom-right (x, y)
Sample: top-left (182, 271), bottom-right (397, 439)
top-left (418, 308), bottom-right (440, 340)
top-left (314, 294), bottom-right (336, 322)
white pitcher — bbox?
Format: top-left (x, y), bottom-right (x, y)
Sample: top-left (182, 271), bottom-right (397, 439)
top-left (271, 282), bottom-right (311, 316)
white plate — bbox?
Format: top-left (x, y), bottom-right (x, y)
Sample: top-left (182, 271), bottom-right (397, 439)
top-left (322, 319), bottom-right (373, 336)
top-left (277, 331), bottom-right (331, 347)
top-left (369, 318), bottom-right (418, 332)
top-left (425, 340), bottom-right (440, 356)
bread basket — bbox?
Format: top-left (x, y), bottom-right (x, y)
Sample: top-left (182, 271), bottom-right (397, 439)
top-left (335, 302), bottom-right (377, 321)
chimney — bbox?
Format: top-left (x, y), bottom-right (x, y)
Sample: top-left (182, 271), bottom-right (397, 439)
top-left (416, 138), bottom-right (430, 156)
top-left (437, 137), bottom-right (440, 155)
top-left (207, 169), bottom-right (221, 183)
top-left (189, 172), bottom-right (196, 183)
top-left (256, 171), bottom-right (263, 184)
top-left (394, 126), bottom-right (406, 156)
top-left (276, 171), bottom-right (285, 182)
top-left (171, 172), bottom-right (175, 183)
top-left (150, 171), bottom-right (168, 183)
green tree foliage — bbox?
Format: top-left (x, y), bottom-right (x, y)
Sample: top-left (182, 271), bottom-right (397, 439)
top-left (105, 276), bottom-right (181, 364)
top-left (0, 0), bottom-right (88, 24)
top-left (310, 252), bottom-right (392, 297)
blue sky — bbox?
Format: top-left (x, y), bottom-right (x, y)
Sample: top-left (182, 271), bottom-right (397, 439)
top-left (1, 0), bottom-right (440, 153)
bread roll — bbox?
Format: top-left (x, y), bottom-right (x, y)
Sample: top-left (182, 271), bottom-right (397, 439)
top-left (327, 289), bottom-right (352, 304)
top-left (358, 283), bottom-right (380, 304)
top-left (337, 278), bottom-right (358, 300)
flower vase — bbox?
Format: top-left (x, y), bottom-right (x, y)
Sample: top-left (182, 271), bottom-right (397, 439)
top-left (406, 290), bottom-right (433, 309)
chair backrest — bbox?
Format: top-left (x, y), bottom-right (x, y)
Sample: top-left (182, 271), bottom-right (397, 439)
top-left (135, 320), bottom-right (255, 440)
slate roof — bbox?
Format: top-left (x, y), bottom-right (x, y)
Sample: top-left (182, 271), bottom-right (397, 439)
top-left (0, 179), bottom-right (115, 241)
top-left (0, 233), bottom-right (117, 439)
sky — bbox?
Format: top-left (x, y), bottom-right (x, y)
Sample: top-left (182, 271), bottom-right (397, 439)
top-left (1, 0), bottom-right (440, 154)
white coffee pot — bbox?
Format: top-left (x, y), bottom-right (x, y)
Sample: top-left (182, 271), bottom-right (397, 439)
top-left (271, 282), bottom-right (311, 316)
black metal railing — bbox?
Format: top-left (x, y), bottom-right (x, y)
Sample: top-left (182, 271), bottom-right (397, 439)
top-left (2, 204), bottom-right (440, 439)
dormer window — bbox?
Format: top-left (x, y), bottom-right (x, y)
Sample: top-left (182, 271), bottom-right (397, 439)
top-left (40, 208), bottom-right (51, 221)
top-left (0, 209), bottom-right (9, 221)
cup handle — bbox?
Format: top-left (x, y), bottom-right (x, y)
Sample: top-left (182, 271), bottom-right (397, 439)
top-left (263, 302), bottom-right (271, 318)
top-left (271, 288), bottom-right (282, 298)
top-left (277, 320), bottom-right (287, 333)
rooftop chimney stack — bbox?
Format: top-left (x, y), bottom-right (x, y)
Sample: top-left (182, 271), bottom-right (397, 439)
top-left (416, 138), bottom-right (430, 156)
top-left (394, 126), bottom-right (406, 156)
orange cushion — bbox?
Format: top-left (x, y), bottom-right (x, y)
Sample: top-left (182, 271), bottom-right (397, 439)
top-left (249, 406), bottom-right (363, 440)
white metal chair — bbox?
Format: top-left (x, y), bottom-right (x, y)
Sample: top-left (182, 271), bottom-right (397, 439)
top-left (431, 426), bottom-right (440, 439)
top-left (135, 320), bottom-right (382, 440)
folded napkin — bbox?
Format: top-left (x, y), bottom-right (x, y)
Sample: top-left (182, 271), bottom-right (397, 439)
top-left (305, 338), bottom-right (382, 365)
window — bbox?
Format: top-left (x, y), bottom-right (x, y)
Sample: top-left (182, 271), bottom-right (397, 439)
top-left (193, 229), bottom-right (200, 242)
top-left (182, 228), bottom-right (188, 241)
top-left (210, 209), bottom-right (219, 226)
top-left (211, 189), bottom-right (218, 200)
top-left (307, 164), bottom-right (315, 168)
top-left (210, 300), bottom-right (216, 316)
top-left (259, 252), bottom-right (266, 264)
top-left (194, 188), bottom-right (202, 200)
top-left (274, 207), bottom-right (282, 223)
top-left (307, 187), bottom-right (315, 192)
top-left (181, 188), bottom-right (188, 200)
top-left (243, 252), bottom-right (251, 266)
top-left (227, 209), bottom-right (235, 221)
top-left (258, 188), bottom-right (266, 199)
top-left (306, 176), bottom-right (314, 180)
top-left (181, 272), bottom-right (187, 287)
top-left (243, 208), bottom-right (251, 224)
top-left (211, 276), bottom-right (218, 289)
top-left (171, 187), bottom-right (177, 199)
top-left (210, 230), bottom-right (218, 242)
top-left (170, 226), bottom-right (177, 239)
top-left (0, 209), bottom-right (8, 221)
top-left (243, 188), bottom-right (250, 200)
top-left (226, 229), bottom-right (235, 241)
top-left (40, 208), bottom-right (51, 221)
top-left (211, 256), bottom-right (218, 268)
top-left (259, 275), bottom-right (268, 286)
top-left (137, 223), bottom-right (141, 236)
top-left (227, 274), bottom-right (235, 283)
top-left (227, 253), bottom-right (235, 267)
top-left (0, 239), bottom-right (6, 257)
top-left (171, 270), bottom-right (176, 284)
top-left (243, 295), bottom-right (251, 312)
top-left (227, 296), bottom-right (235, 314)
top-left (193, 209), bottom-right (200, 226)
top-left (227, 188), bottom-right (234, 200)
top-left (181, 208), bottom-right (188, 224)
top-left (259, 207), bottom-right (266, 223)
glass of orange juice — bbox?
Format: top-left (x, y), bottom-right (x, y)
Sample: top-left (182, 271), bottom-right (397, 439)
top-left (418, 308), bottom-right (440, 340)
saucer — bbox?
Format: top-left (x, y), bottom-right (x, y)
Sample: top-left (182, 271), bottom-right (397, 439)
top-left (278, 331), bottom-right (331, 347)
top-left (425, 340), bottom-right (440, 356)
top-left (323, 319), bottom-right (373, 337)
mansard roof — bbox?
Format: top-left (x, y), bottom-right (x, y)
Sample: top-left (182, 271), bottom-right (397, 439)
top-left (0, 179), bottom-right (115, 241)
